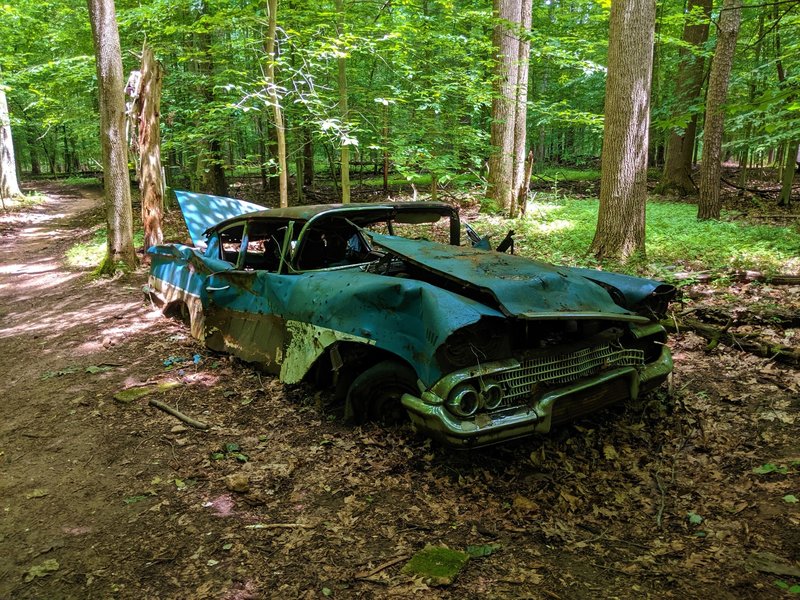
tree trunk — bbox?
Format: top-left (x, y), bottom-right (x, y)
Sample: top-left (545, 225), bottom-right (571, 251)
top-left (697, 0), bottom-right (742, 220)
top-left (382, 103), bottom-right (390, 193)
top-left (774, 9), bottom-right (795, 208)
top-left (589, 0), bottom-right (655, 261)
top-left (195, 6), bottom-right (227, 197)
top-left (0, 81), bottom-right (23, 204)
top-left (335, 0), bottom-right (350, 204)
top-left (487, 0), bottom-right (521, 212)
top-left (658, 0), bottom-right (711, 196)
top-left (778, 141), bottom-right (798, 207)
top-left (256, 114), bottom-right (268, 192)
top-left (302, 126), bottom-right (314, 186)
top-left (265, 0), bottom-right (288, 207)
top-left (136, 44), bottom-right (164, 252)
top-left (87, 0), bottom-right (136, 271)
top-left (510, 0), bottom-right (532, 217)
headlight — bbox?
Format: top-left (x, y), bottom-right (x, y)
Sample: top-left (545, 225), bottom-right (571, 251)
top-left (447, 383), bottom-right (479, 417)
top-left (481, 381), bottom-right (504, 410)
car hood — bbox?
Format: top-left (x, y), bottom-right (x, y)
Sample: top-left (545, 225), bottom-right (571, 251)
top-left (367, 233), bottom-right (650, 323)
top-left (175, 190), bottom-right (267, 246)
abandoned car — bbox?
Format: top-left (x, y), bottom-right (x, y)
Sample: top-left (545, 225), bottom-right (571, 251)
top-left (147, 191), bottom-right (676, 447)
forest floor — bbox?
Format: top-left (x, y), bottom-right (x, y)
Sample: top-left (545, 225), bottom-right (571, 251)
top-left (1, 182), bottom-right (799, 600)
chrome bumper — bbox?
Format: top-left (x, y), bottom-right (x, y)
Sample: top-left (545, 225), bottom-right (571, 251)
top-left (402, 345), bottom-right (673, 447)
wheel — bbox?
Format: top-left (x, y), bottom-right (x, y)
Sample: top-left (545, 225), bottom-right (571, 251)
top-left (346, 360), bottom-right (418, 425)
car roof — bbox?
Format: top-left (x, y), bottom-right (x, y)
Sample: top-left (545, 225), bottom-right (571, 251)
top-left (209, 201), bottom-right (458, 232)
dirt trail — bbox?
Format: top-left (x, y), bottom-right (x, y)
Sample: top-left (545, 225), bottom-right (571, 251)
top-left (1, 184), bottom-right (798, 599)
top-left (0, 185), bottom-right (170, 597)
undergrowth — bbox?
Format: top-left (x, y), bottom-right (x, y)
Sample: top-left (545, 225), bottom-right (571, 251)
top-left (66, 227), bottom-right (144, 269)
top-left (470, 197), bottom-right (800, 279)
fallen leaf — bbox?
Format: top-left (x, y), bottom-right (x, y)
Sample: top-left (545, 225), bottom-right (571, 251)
top-left (23, 559), bottom-right (59, 582)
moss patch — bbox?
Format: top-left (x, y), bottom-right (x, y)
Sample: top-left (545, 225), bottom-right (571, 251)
top-left (113, 381), bottom-right (181, 404)
top-left (401, 545), bottom-right (470, 586)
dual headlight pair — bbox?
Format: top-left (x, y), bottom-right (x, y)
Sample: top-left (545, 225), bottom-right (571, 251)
top-left (446, 379), bottom-right (504, 417)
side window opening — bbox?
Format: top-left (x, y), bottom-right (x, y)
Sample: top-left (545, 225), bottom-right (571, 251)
top-left (219, 223), bottom-right (246, 264)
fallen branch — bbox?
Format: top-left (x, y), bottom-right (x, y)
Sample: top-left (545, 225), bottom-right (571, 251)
top-left (687, 305), bottom-right (800, 328)
top-left (720, 177), bottom-right (781, 195)
top-left (661, 316), bottom-right (800, 366)
top-left (671, 270), bottom-right (800, 285)
top-left (244, 523), bottom-right (314, 530)
top-left (148, 398), bottom-right (209, 430)
top-left (354, 554), bottom-right (410, 580)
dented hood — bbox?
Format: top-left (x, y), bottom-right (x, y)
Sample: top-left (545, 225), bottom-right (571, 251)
top-left (367, 233), bottom-right (649, 323)
top-left (175, 190), bottom-right (267, 246)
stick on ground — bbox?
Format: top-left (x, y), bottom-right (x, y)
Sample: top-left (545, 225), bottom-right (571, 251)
top-left (149, 398), bottom-right (209, 430)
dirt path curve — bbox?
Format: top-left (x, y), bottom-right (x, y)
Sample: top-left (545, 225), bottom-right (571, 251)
top-left (0, 184), bottom-right (177, 597)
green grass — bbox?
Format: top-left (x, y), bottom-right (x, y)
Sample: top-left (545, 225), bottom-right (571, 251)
top-left (471, 198), bottom-right (800, 279)
top-left (66, 227), bottom-right (144, 269)
top-left (61, 176), bottom-right (101, 186)
top-left (536, 167), bottom-right (601, 182)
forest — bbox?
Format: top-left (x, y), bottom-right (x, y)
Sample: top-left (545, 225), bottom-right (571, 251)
top-left (0, 0), bottom-right (799, 598)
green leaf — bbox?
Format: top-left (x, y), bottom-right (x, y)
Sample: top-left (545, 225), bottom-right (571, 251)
top-left (85, 365), bottom-right (115, 374)
top-left (687, 512), bottom-right (703, 525)
top-left (322, 588), bottom-right (333, 597)
top-left (124, 495), bottom-right (149, 505)
top-left (174, 479), bottom-right (186, 489)
top-left (784, 495), bottom-right (799, 504)
top-left (467, 543), bottom-right (501, 558)
top-left (224, 442), bottom-right (240, 453)
top-left (753, 463), bottom-right (788, 475)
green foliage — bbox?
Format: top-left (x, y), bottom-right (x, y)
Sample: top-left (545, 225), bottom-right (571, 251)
top-left (66, 228), bottom-right (144, 269)
top-left (753, 463), bottom-right (790, 475)
top-left (471, 198), bottom-right (800, 276)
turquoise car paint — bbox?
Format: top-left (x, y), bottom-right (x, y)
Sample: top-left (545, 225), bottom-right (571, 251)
top-left (147, 193), bottom-right (676, 447)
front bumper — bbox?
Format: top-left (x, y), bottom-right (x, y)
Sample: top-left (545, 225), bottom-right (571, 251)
top-left (401, 345), bottom-right (672, 447)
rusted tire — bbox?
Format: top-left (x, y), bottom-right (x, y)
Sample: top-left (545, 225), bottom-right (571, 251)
top-left (346, 360), bottom-right (418, 425)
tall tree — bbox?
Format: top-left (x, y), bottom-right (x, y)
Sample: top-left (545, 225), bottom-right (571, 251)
top-left (697, 0), bottom-right (742, 220)
top-left (265, 0), bottom-right (287, 207)
top-left (87, 0), bottom-right (136, 271)
top-left (0, 80), bottom-right (22, 205)
top-left (335, 0), bottom-right (350, 204)
top-left (657, 0), bottom-right (712, 196)
top-left (590, 0), bottom-right (655, 261)
top-left (775, 8), bottom-right (797, 208)
top-left (488, 0), bottom-right (531, 214)
top-left (511, 0), bottom-right (532, 217)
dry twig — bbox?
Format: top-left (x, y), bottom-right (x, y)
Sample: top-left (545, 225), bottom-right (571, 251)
top-left (148, 398), bottom-right (209, 430)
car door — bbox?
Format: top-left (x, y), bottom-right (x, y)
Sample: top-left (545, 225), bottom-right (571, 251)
top-left (203, 219), bottom-right (295, 374)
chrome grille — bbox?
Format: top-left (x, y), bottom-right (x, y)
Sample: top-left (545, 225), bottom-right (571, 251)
top-left (494, 345), bottom-right (644, 406)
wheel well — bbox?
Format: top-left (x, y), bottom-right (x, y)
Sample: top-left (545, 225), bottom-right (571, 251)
top-left (163, 300), bottom-right (191, 326)
top-left (307, 341), bottom-right (416, 396)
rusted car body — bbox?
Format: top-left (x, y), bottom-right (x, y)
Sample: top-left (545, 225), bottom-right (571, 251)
top-left (147, 191), bottom-right (675, 447)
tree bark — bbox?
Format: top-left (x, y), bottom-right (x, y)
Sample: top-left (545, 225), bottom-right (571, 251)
top-left (0, 80), bottom-right (23, 205)
top-left (589, 0), bottom-right (655, 261)
top-left (302, 126), bottom-right (314, 186)
top-left (265, 0), bottom-right (288, 207)
top-left (657, 0), bottom-right (711, 196)
top-left (87, 0), bottom-right (136, 271)
top-left (777, 141), bottom-right (798, 207)
top-left (510, 0), bottom-right (532, 217)
top-left (195, 4), bottom-right (227, 197)
top-left (487, 0), bottom-right (521, 212)
top-left (335, 0), bottom-right (350, 204)
top-left (136, 44), bottom-right (164, 252)
top-left (697, 0), bottom-right (742, 220)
